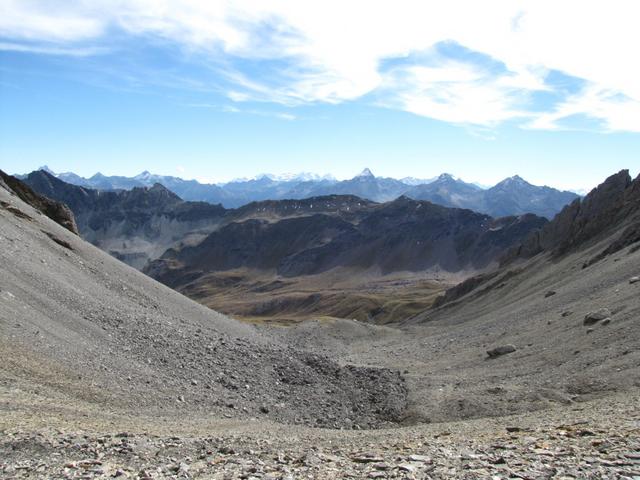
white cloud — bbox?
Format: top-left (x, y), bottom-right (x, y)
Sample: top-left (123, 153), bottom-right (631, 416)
top-left (1, 0), bottom-right (639, 132)
top-left (526, 85), bottom-right (640, 133)
top-left (0, 0), bottom-right (105, 42)
top-left (378, 60), bottom-right (543, 126)
top-left (0, 41), bottom-right (108, 57)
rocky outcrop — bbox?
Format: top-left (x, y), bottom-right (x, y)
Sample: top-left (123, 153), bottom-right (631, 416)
top-left (437, 170), bottom-right (640, 308)
top-left (0, 170), bottom-right (79, 234)
top-left (503, 170), bottom-right (640, 264)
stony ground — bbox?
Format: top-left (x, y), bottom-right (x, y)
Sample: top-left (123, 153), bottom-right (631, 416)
top-left (1, 389), bottom-right (639, 479)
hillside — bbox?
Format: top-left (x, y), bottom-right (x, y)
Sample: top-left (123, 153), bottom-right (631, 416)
top-left (0, 174), bottom-right (406, 431)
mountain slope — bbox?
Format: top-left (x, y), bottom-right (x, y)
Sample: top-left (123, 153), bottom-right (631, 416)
top-left (404, 173), bottom-right (483, 209)
top-left (0, 176), bottom-right (407, 429)
top-left (23, 170), bottom-right (227, 269)
top-left (0, 169), bottom-right (78, 234)
top-left (483, 175), bottom-right (580, 219)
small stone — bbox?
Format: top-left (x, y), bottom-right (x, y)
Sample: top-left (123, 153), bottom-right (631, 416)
top-left (191, 379), bottom-right (198, 386)
top-left (586, 328), bottom-right (594, 334)
top-left (397, 463), bottom-right (416, 472)
top-left (259, 405), bottom-right (269, 414)
top-left (368, 473), bottom-right (386, 479)
top-left (177, 395), bottom-right (185, 402)
top-left (583, 308), bottom-right (611, 325)
top-left (601, 318), bottom-right (611, 325)
top-left (561, 311), bottom-right (573, 317)
top-left (630, 276), bottom-right (639, 284)
top-left (487, 345), bottom-right (517, 358)
top-left (545, 290), bottom-right (556, 298)
top-left (352, 455), bottom-right (384, 463)
top-left (407, 454), bottom-right (432, 463)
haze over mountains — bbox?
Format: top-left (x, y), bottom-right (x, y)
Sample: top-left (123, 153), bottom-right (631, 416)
top-left (27, 166), bottom-right (579, 219)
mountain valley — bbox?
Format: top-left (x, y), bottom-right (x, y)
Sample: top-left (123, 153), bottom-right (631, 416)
top-left (23, 171), bottom-right (548, 323)
top-left (1, 168), bottom-right (639, 478)
top-left (4, 3), bottom-right (639, 477)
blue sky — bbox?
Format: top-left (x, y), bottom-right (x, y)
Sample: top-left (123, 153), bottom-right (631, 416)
top-left (1, 1), bottom-right (639, 191)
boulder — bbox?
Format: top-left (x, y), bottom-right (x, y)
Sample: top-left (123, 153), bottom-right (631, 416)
top-left (487, 345), bottom-right (517, 358)
top-left (583, 308), bottom-right (611, 326)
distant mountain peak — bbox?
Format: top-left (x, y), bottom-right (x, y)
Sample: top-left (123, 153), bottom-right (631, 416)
top-left (356, 168), bottom-right (375, 178)
top-left (499, 175), bottom-right (531, 187)
top-left (437, 173), bottom-right (456, 181)
top-left (135, 170), bottom-right (152, 179)
top-left (38, 165), bottom-right (56, 175)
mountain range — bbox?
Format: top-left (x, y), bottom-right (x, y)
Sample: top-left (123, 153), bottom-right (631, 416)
top-left (25, 166), bottom-right (580, 219)
top-left (22, 169), bottom-right (548, 322)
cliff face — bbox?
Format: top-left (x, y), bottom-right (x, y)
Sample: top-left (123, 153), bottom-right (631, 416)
top-left (0, 170), bottom-right (79, 235)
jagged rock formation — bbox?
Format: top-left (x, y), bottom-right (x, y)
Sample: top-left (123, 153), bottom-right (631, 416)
top-left (504, 170), bottom-right (640, 263)
top-left (0, 169), bottom-right (78, 234)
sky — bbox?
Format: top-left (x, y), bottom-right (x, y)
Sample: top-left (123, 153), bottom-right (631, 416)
top-left (0, 1), bottom-right (639, 191)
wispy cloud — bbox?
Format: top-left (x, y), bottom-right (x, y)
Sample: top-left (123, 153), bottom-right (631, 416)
top-left (0, 41), bottom-right (108, 57)
top-left (184, 102), bottom-right (297, 120)
top-left (1, 1), bottom-right (639, 133)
